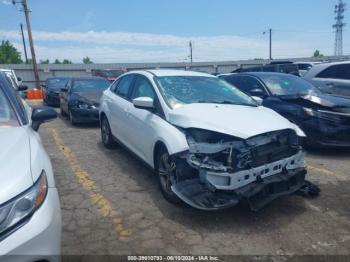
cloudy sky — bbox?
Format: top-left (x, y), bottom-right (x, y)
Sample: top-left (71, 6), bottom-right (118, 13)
top-left (0, 0), bottom-right (347, 63)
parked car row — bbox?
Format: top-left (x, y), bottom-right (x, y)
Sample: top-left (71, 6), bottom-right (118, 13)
top-left (5, 64), bottom-right (347, 256)
top-left (36, 69), bottom-right (325, 211)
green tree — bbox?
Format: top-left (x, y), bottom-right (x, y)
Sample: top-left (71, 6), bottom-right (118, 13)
top-left (83, 56), bottom-right (93, 64)
top-left (0, 40), bottom-right (22, 64)
top-left (54, 59), bottom-right (61, 64)
top-left (313, 50), bottom-right (324, 57)
top-left (40, 59), bottom-right (50, 64)
top-left (62, 59), bottom-right (72, 64)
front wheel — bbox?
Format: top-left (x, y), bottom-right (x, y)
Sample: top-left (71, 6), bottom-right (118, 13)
top-left (101, 116), bottom-right (117, 149)
top-left (156, 148), bottom-right (181, 204)
top-left (69, 110), bottom-right (77, 125)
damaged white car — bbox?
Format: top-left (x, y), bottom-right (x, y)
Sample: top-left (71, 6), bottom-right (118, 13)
top-left (99, 70), bottom-right (314, 211)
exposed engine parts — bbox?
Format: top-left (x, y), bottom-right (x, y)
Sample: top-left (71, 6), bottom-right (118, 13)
top-left (169, 128), bottom-right (317, 211)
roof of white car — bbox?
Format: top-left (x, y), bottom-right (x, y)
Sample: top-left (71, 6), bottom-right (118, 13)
top-left (145, 69), bottom-right (216, 77)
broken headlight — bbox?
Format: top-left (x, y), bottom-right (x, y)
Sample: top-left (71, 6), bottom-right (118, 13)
top-left (186, 128), bottom-right (239, 143)
top-left (76, 101), bottom-right (97, 109)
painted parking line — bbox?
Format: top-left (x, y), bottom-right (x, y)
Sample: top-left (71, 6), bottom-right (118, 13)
top-left (49, 127), bottom-right (132, 239)
top-left (307, 165), bottom-right (349, 181)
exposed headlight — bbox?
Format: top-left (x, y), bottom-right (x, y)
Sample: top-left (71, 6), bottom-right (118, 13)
top-left (186, 128), bottom-right (240, 143)
top-left (0, 171), bottom-right (48, 240)
top-left (303, 107), bottom-right (317, 117)
top-left (303, 107), bottom-right (348, 121)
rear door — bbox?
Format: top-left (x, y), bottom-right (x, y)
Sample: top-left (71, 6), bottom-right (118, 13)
top-left (313, 64), bottom-right (350, 97)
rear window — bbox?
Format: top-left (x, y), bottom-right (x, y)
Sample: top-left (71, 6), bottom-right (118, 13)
top-left (47, 78), bottom-right (69, 86)
top-left (0, 88), bottom-right (19, 127)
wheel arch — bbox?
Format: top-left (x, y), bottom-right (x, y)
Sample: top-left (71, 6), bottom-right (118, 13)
top-left (153, 140), bottom-right (168, 170)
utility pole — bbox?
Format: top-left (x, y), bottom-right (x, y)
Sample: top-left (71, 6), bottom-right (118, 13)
top-left (20, 23), bottom-right (28, 64)
top-left (263, 29), bottom-right (272, 61)
top-left (333, 0), bottom-right (346, 56)
top-left (189, 41), bottom-right (193, 64)
top-left (269, 28), bottom-right (272, 61)
top-left (12, 0), bottom-right (40, 88)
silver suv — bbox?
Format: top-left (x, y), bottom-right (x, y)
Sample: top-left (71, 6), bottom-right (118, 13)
top-left (304, 61), bottom-right (350, 98)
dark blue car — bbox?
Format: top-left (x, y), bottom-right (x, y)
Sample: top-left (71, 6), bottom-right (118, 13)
top-left (219, 72), bottom-right (350, 147)
top-left (59, 76), bottom-right (110, 125)
top-left (43, 77), bottom-right (70, 106)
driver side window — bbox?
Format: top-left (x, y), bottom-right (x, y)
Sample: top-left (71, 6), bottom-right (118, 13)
top-left (238, 76), bottom-right (266, 95)
top-left (131, 76), bottom-right (155, 100)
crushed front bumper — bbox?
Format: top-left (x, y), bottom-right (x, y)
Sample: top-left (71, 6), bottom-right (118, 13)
top-left (300, 112), bottom-right (350, 147)
top-left (172, 168), bottom-right (306, 211)
top-left (70, 108), bottom-right (99, 123)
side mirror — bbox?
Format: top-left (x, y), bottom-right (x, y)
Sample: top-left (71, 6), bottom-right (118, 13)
top-left (250, 88), bottom-right (266, 98)
top-left (132, 97), bottom-right (154, 110)
top-left (18, 85), bottom-right (28, 91)
top-left (61, 87), bottom-right (68, 92)
top-left (31, 106), bottom-right (57, 131)
top-left (252, 96), bottom-right (263, 105)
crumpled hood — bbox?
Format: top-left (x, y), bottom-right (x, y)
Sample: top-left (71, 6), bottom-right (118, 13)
top-left (0, 127), bottom-right (33, 204)
top-left (302, 93), bottom-right (350, 108)
top-left (75, 91), bottom-right (103, 105)
top-left (168, 103), bottom-right (303, 139)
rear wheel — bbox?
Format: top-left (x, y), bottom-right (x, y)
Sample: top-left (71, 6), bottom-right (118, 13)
top-left (156, 147), bottom-right (181, 204)
top-left (101, 116), bottom-right (116, 149)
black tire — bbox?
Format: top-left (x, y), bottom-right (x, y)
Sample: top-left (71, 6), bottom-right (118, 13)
top-left (101, 116), bottom-right (117, 149)
top-left (60, 106), bottom-right (67, 117)
top-left (69, 110), bottom-right (77, 125)
top-left (156, 147), bottom-right (181, 204)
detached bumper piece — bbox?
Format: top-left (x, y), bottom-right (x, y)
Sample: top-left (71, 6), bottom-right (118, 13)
top-left (171, 168), bottom-right (306, 211)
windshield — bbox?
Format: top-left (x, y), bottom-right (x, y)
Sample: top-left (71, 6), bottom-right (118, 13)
top-left (156, 76), bottom-right (257, 109)
top-left (4, 73), bottom-right (19, 90)
top-left (0, 88), bottom-right (19, 127)
top-left (259, 74), bottom-right (320, 96)
top-left (72, 79), bottom-right (110, 93)
top-left (48, 78), bottom-right (69, 87)
top-left (94, 70), bottom-right (124, 78)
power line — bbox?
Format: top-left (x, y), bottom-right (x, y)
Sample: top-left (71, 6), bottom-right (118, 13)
top-left (333, 0), bottom-right (346, 56)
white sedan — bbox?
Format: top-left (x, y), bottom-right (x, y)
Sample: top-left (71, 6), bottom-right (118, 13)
top-left (99, 70), bottom-right (308, 211)
top-left (0, 72), bottom-right (61, 260)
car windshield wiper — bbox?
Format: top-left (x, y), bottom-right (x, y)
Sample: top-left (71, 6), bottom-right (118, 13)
top-left (197, 100), bottom-right (256, 107)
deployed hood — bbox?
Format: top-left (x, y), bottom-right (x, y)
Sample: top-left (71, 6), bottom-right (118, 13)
top-left (279, 93), bottom-right (350, 109)
top-left (0, 127), bottom-right (33, 204)
top-left (75, 91), bottom-right (103, 104)
top-left (168, 103), bottom-right (304, 139)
